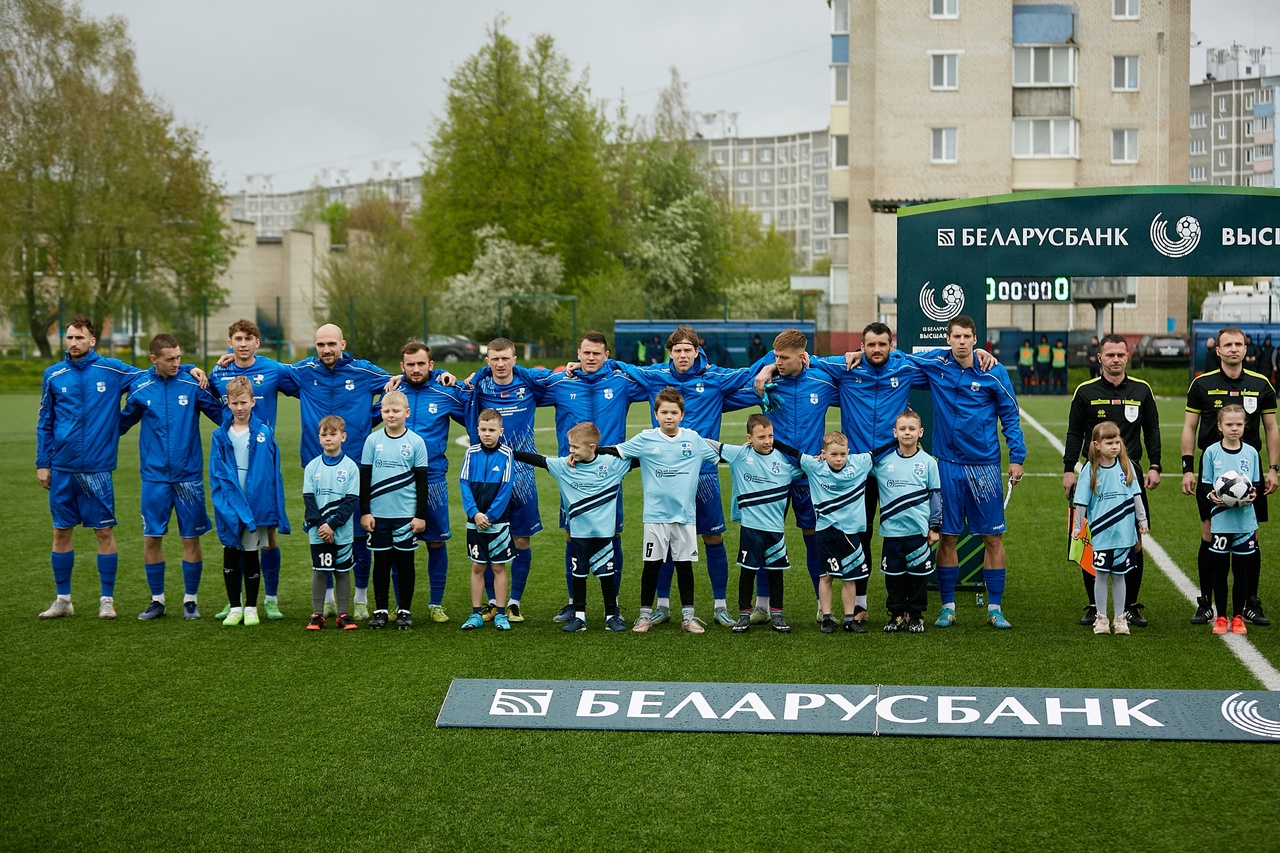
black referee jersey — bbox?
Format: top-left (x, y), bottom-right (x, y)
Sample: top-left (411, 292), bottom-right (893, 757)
top-left (1063, 374), bottom-right (1162, 472)
top-left (1185, 368), bottom-right (1278, 453)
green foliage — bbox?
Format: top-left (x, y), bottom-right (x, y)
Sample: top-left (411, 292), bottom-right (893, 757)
top-left (417, 19), bottom-right (622, 284)
top-left (440, 225), bottom-right (564, 343)
top-left (315, 243), bottom-right (427, 364)
top-left (0, 0), bottom-right (234, 357)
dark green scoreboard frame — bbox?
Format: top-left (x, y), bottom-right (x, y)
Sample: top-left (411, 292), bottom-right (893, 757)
top-left (896, 185), bottom-right (1280, 593)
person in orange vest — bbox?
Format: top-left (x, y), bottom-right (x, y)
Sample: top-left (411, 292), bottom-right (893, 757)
top-left (1052, 339), bottom-right (1068, 393)
top-left (1035, 335), bottom-right (1052, 393)
top-left (1017, 339), bottom-right (1034, 395)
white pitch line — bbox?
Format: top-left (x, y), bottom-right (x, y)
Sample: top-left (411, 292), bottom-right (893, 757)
top-left (1021, 408), bottom-right (1280, 691)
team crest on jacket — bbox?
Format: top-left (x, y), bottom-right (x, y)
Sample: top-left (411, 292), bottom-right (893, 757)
top-left (597, 464), bottom-right (610, 478)
top-left (400, 444), bottom-right (412, 459)
top-left (1244, 396), bottom-right (1258, 414)
top-left (335, 470), bottom-right (348, 483)
top-left (1125, 404), bottom-right (1139, 422)
top-left (344, 379), bottom-right (355, 391)
top-left (96, 381), bottom-right (106, 392)
top-left (914, 462), bottom-right (926, 477)
top-left (970, 382), bottom-right (981, 393)
top-left (890, 376), bottom-right (899, 388)
top-left (809, 393), bottom-right (819, 405)
top-left (680, 442), bottom-right (692, 458)
top-left (1241, 459), bottom-right (1253, 475)
top-left (516, 387), bottom-right (526, 398)
top-left (178, 395), bottom-right (189, 406)
top-left (604, 388), bottom-right (614, 400)
top-left (253, 374), bottom-right (264, 385)
top-left (428, 403), bottom-right (438, 414)
top-left (695, 382), bottom-right (705, 393)
top-left (256, 433), bottom-right (266, 443)
top-left (771, 460), bottom-right (782, 474)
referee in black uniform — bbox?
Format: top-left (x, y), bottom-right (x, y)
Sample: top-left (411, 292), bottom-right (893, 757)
top-left (1181, 326), bottom-right (1280, 626)
top-left (1063, 334), bottom-right (1162, 627)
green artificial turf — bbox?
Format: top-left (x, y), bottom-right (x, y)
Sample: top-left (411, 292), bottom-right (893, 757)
top-left (3, 390), bottom-right (1278, 851)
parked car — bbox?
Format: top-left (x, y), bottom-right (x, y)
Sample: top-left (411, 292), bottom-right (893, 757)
top-left (427, 333), bottom-right (482, 362)
top-left (1131, 334), bottom-right (1190, 368)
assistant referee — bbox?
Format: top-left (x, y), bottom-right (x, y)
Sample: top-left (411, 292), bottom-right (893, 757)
top-left (1062, 334), bottom-right (1162, 627)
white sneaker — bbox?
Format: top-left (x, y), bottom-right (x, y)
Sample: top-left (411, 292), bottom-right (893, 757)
top-left (681, 613), bottom-right (707, 634)
top-left (99, 596), bottom-right (117, 620)
top-left (1093, 614), bottom-right (1111, 635)
top-left (1112, 614), bottom-right (1130, 636)
top-left (39, 598), bottom-right (74, 620)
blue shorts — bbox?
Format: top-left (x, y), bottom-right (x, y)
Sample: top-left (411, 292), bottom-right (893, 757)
top-left (696, 472), bottom-right (727, 536)
top-left (310, 541), bottom-right (354, 572)
top-left (815, 527), bottom-right (868, 580)
top-left (736, 527), bottom-right (790, 570)
top-left (561, 500), bottom-right (624, 536)
top-left (509, 469), bottom-right (543, 538)
top-left (141, 480), bottom-right (210, 538)
top-left (369, 517), bottom-right (417, 551)
top-left (415, 478), bottom-right (452, 543)
top-left (1091, 546), bottom-right (1135, 575)
top-left (788, 480), bottom-right (816, 530)
top-left (49, 470), bottom-right (116, 530)
top-left (880, 534), bottom-right (935, 577)
top-left (570, 537), bottom-right (618, 578)
top-left (938, 460), bottom-right (1006, 536)
top-left (467, 524), bottom-right (515, 565)
top-left (1209, 530), bottom-right (1258, 556)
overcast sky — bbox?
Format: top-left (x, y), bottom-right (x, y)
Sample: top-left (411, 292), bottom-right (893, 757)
top-left (75, 0), bottom-right (1279, 194)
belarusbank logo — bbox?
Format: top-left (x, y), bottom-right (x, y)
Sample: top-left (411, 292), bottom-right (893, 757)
top-left (437, 679), bottom-right (1280, 743)
top-left (919, 282), bottom-right (964, 323)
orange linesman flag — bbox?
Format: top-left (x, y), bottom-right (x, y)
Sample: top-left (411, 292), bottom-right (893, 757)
top-left (1067, 506), bottom-right (1095, 576)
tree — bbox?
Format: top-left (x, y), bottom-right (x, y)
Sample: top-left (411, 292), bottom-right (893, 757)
top-left (440, 225), bottom-right (564, 343)
top-left (417, 18), bottom-right (622, 284)
top-left (0, 0), bottom-right (234, 357)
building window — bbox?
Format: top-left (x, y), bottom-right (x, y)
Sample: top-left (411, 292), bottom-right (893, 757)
top-left (831, 135), bottom-right (848, 167)
top-left (930, 53), bottom-right (959, 90)
top-left (232, 207), bottom-right (245, 219)
top-left (736, 191), bottom-right (750, 205)
top-left (1191, 112), bottom-right (1207, 128)
top-left (931, 0), bottom-right (958, 18)
top-left (1190, 139), bottom-right (1206, 155)
top-left (1244, 93), bottom-right (1254, 109)
top-left (1261, 88), bottom-right (1274, 104)
top-left (248, 202), bottom-right (258, 212)
top-left (777, 189), bottom-right (788, 204)
top-left (813, 151), bottom-right (827, 168)
top-left (777, 148), bottom-right (788, 164)
top-left (1111, 129), bottom-right (1138, 163)
top-left (1013, 118), bottom-right (1077, 157)
top-left (759, 148), bottom-right (773, 163)
top-left (1244, 120), bottom-right (1254, 137)
top-left (814, 239), bottom-right (828, 254)
top-left (1245, 148), bottom-right (1253, 164)
top-left (799, 208), bottom-right (809, 224)
top-left (1013, 46), bottom-right (1075, 85)
top-left (832, 65), bottom-right (849, 102)
top-left (778, 210), bottom-right (789, 226)
top-left (931, 127), bottom-right (957, 162)
top-left (761, 211), bottom-right (773, 226)
top-left (1190, 165), bottom-right (1207, 181)
top-left (832, 0), bottom-right (848, 33)
top-left (1260, 116), bottom-right (1274, 132)
top-left (832, 200), bottom-right (849, 235)
top-left (1113, 0), bottom-right (1139, 18)
top-left (737, 170), bottom-right (751, 184)
top-left (713, 150), bottom-right (726, 164)
top-left (1218, 96), bottom-right (1228, 113)
top-left (759, 190), bottom-right (772, 205)
top-left (800, 186), bottom-right (810, 202)
top-left (759, 169), bottom-right (772, 184)
top-left (1257, 144), bottom-right (1275, 159)
top-left (1217, 123), bottom-right (1229, 140)
top-left (1218, 150), bottom-right (1229, 168)
top-left (1112, 56), bottom-right (1139, 90)
top-left (814, 173), bottom-right (829, 189)
top-left (813, 194), bottom-right (827, 211)
top-left (813, 216), bottom-right (828, 234)
top-left (738, 149), bottom-right (752, 164)
top-left (800, 165), bottom-right (810, 181)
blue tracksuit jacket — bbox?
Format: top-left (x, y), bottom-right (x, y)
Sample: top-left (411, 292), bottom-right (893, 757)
top-left (37, 350), bottom-right (142, 473)
top-left (119, 367), bottom-right (224, 483)
top-left (287, 352), bottom-right (390, 467)
top-left (208, 415), bottom-right (291, 547)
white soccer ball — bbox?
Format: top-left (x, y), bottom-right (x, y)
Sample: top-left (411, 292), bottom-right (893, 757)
top-left (1213, 470), bottom-right (1252, 508)
top-left (1176, 216), bottom-right (1200, 241)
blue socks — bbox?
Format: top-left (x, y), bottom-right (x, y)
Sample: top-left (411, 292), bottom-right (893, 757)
top-left (427, 545), bottom-right (448, 606)
top-left (803, 533), bottom-right (822, 598)
top-left (181, 560), bottom-right (202, 596)
top-left (510, 547), bottom-right (532, 602)
top-left (145, 561), bottom-right (166, 596)
top-left (656, 558), bottom-right (674, 599)
top-left (937, 565), bottom-right (959, 605)
top-left (52, 551), bottom-right (74, 595)
top-left (984, 567), bottom-right (1007, 607)
top-left (98, 553), bottom-right (118, 597)
top-left (261, 546), bottom-right (281, 597)
top-left (705, 541), bottom-right (729, 600)
top-left (483, 565), bottom-right (496, 603)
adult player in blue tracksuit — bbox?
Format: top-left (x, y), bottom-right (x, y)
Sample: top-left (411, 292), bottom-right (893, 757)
top-left (398, 341), bottom-right (468, 622)
top-left (910, 315), bottom-right (1026, 630)
top-left (528, 332), bottom-right (649, 620)
top-left (208, 318), bottom-right (300, 619)
top-left (754, 328), bottom-right (840, 613)
top-left (603, 324), bottom-right (765, 624)
top-left (119, 334), bottom-right (224, 620)
top-left (36, 315), bottom-right (146, 620)
top-left (462, 338), bottom-right (550, 618)
top-left (208, 382), bottom-right (291, 625)
top-left (285, 323), bottom-right (392, 618)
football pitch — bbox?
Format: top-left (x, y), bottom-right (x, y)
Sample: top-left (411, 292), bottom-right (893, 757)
top-left (3, 389), bottom-right (1279, 851)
